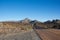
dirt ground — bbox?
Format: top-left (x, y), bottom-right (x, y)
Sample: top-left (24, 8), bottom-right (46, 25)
top-left (35, 29), bottom-right (60, 40)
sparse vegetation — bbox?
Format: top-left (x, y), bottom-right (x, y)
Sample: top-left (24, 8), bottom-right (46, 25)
top-left (0, 18), bottom-right (60, 35)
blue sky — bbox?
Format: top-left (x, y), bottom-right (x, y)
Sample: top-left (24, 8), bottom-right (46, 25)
top-left (0, 0), bottom-right (60, 22)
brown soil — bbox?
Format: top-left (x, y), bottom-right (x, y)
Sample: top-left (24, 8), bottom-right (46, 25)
top-left (35, 29), bottom-right (60, 40)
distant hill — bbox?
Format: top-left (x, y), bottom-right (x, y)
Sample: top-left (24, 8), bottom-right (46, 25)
top-left (44, 19), bottom-right (60, 29)
top-left (0, 19), bottom-right (32, 34)
top-left (20, 18), bottom-right (31, 24)
top-left (0, 18), bottom-right (60, 34)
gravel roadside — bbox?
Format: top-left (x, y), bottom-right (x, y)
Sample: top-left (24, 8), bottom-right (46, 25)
top-left (0, 30), bottom-right (41, 40)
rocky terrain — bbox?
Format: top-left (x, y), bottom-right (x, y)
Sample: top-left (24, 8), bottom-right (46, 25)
top-left (0, 18), bottom-right (60, 40)
top-left (33, 19), bottom-right (60, 29)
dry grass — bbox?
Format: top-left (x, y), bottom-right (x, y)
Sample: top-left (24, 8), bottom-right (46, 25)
top-left (0, 22), bottom-right (33, 34)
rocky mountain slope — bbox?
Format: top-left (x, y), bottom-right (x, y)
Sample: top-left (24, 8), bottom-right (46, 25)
top-left (0, 18), bottom-right (60, 35)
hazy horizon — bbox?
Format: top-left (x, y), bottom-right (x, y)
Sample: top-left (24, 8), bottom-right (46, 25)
top-left (0, 0), bottom-right (60, 22)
